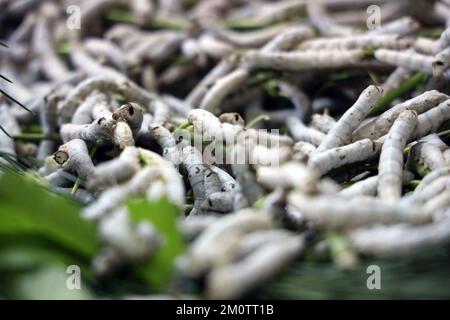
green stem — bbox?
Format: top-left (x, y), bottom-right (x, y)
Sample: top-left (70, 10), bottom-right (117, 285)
top-left (12, 133), bottom-right (60, 141)
top-left (370, 72), bottom-right (428, 116)
top-left (104, 8), bottom-right (187, 30)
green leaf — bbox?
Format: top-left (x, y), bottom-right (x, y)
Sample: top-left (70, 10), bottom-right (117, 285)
top-left (127, 197), bottom-right (185, 289)
top-left (0, 171), bottom-right (100, 258)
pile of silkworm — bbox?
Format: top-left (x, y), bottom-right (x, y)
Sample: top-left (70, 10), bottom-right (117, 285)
top-left (1, 0), bottom-right (450, 299)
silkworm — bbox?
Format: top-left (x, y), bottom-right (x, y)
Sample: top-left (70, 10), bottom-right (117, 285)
top-left (149, 123), bottom-right (180, 164)
top-left (403, 175), bottom-right (450, 206)
top-left (310, 113), bottom-right (337, 134)
top-left (206, 22), bottom-right (301, 48)
top-left (177, 209), bottom-right (273, 277)
top-left (434, 27), bottom-right (450, 54)
top-left (415, 166), bottom-right (450, 192)
top-left (257, 162), bottom-right (318, 194)
top-left (292, 141), bottom-right (317, 162)
top-left (206, 234), bottom-right (303, 299)
top-left (414, 99), bottom-right (450, 138)
top-left (287, 192), bottom-right (429, 230)
top-left (298, 34), bottom-right (412, 51)
top-left (380, 67), bottom-right (413, 92)
top-left (306, 2), bottom-right (356, 36)
top-left (261, 26), bottom-right (314, 52)
top-left (408, 134), bottom-right (447, 172)
top-left (414, 37), bottom-right (438, 55)
top-left (37, 92), bottom-right (60, 161)
top-left (309, 139), bottom-right (378, 177)
top-left (432, 48), bottom-right (450, 80)
top-left (83, 167), bottom-right (159, 220)
top-left (198, 68), bottom-right (249, 112)
top-left (98, 207), bottom-right (160, 262)
top-left (31, 6), bottom-right (68, 82)
top-left (182, 145), bottom-right (207, 215)
top-left (60, 116), bottom-right (116, 144)
top-left (197, 34), bottom-right (234, 59)
top-left (348, 217), bottom-right (450, 257)
top-left (0, 104), bottom-right (20, 162)
top-left (243, 49), bottom-right (365, 72)
top-left (287, 117), bottom-right (326, 146)
top-left (374, 49), bottom-right (433, 73)
top-left (71, 91), bottom-right (110, 125)
top-left (53, 139), bottom-right (95, 182)
top-left (83, 38), bottom-right (127, 72)
top-left (87, 146), bottom-right (140, 191)
top-left (378, 110), bottom-right (417, 203)
top-left (112, 102), bottom-right (144, 135)
top-left (368, 16), bottom-right (420, 36)
top-left (318, 85), bottom-right (383, 151)
top-left (58, 75), bottom-right (156, 124)
top-left (134, 149), bottom-right (182, 208)
top-left (353, 90), bottom-right (449, 141)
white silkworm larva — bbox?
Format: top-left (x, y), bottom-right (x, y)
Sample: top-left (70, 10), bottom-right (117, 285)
top-left (53, 139), bottom-right (95, 181)
top-left (403, 175), bottom-right (450, 207)
top-left (353, 90), bottom-right (448, 141)
top-left (112, 102), bottom-right (144, 135)
top-left (408, 134), bottom-right (447, 171)
top-left (208, 23), bottom-right (299, 48)
top-left (414, 99), bottom-right (450, 138)
top-left (377, 110), bottom-right (418, 203)
top-left (198, 68), bottom-right (249, 112)
top-left (261, 26), bottom-right (314, 52)
top-left (287, 117), bottom-right (326, 146)
top-left (374, 49), bottom-right (434, 73)
top-left (58, 75), bottom-right (156, 124)
top-left (82, 167), bottom-right (159, 220)
top-left (434, 27), bottom-right (450, 54)
top-left (177, 209), bottom-right (272, 277)
top-left (257, 162), bottom-right (318, 194)
top-left (318, 85), bottom-right (383, 151)
top-left (206, 235), bottom-right (303, 299)
top-left (309, 139), bottom-right (378, 177)
top-left (149, 123), bottom-right (180, 164)
top-left (310, 113), bottom-right (337, 134)
top-left (293, 141), bottom-right (317, 162)
top-left (60, 116), bottom-right (116, 144)
top-left (37, 92), bottom-right (60, 161)
top-left (138, 148), bottom-right (185, 208)
top-left (415, 166), bottom-right (450, 192)
top-left (0, 104), bottom-right (20, 162)
top-left (180, 215), bottom-right (220, 240)
top-left (185, 54), bottom-right (239, 107)
top-left (348, 218), bottom-right (450, 257)
top-left (243, 49), bottom-right (365, 72)
top-left (182, 146), bottom-right (207, 215)
top-left (306, 2), bottom-right (356, 36)
top-left (87, 146), bottom-right (141, 191)
top-left (298, 34), bottom-right (412, 51)
top-left (287, 192), bottom-right (430, 230)
top-left (71, 91), bottom-right (109, 125)
top-left (99, 207), bottom-right (160, 262)
top-left (197, 34), bottom-right (234, 59)
top-left (380, 67), bottom-right (413, 93)
top-left (414, 37), bottom-right (438, 55)
top-left (339, 176), bottom-right (378, 197)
